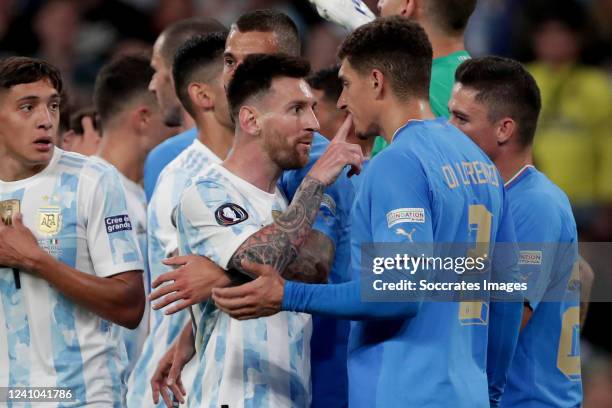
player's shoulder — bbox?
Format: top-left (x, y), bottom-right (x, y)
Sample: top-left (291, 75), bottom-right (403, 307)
top-left (56, 149), bottom-right (116, 181)
top-left (146, 128), bottom-right (197, 165)
top-left (508, 167), bottom-right (574, 223)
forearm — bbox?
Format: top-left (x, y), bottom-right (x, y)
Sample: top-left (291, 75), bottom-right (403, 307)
top-left (28, 251), bottom-right (144, 328)
top-left (282, 279), bottom-right (420, 320)
top-left (228, 176), bottom-right (325, 274)
top-left (487, 301), bottom-right (522, 407)
top-left (282, 230), bottom-right (334, 283)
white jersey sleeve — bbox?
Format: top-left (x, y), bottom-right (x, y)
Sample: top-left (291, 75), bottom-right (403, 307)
top-left (177, 179), bottom-right (260, 269)
top-left (80, 161), bottom-right (144, 277)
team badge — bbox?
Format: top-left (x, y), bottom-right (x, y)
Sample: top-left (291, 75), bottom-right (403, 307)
top-left (38, 206), bottom-right (62, 236)
top-left (0, 199), bottom-right (20, 225)
top-left (215, 203), bottom-right (248, 226)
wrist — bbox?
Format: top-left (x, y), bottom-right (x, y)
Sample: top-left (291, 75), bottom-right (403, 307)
top-left (24, 248), bottom-right (52, 276)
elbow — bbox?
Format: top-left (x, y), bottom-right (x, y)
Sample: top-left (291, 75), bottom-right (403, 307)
top-left (115, 283), bottom-right (145, 329)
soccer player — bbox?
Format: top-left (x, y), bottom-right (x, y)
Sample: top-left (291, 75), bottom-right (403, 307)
top-left (448, 56), bottom-right (583, 407)
top-left (212, 17), bottom-right (520, 408)
top-left (143, 17), bottom-right (226, 200)
top-left (370, 0), bottom-right (477, 155)
top-left (150, 10), bottom-right (356, 408)
top-left (126, 32), bottom-right (232, 408)
top-left (170, 53), bottom-right (360, 407)
top-left (93, 55), bottom-right (176, 376)
top-left (0, 57), bottom-right (144, 406)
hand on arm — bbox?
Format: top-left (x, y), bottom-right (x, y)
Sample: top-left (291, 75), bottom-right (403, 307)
top-left (150, 254), bottom-right (232, 314)
top-left (0, 213), bottom-right (144, 329)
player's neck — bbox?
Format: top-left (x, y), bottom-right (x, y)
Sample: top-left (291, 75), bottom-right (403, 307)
top-left (380, 98), bottom-right (435, 143)
top-left (196, 115), bottom-right (234, 161)
top-left (0, 155), bottom-right (48, 182)
top-left (495, 148), bottom-right (534, 183)
top-left (179, 111), bottom-right (196, 133)
top-left (97, 131), bottom-right (144, 183)
top-left (422, 22), bottom-right (466, 59)
top-left (223, 137), bottom-right (281, 194)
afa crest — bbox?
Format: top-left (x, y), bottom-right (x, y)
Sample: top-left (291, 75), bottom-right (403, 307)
top-left (38, 206), bottom-right (62, 236)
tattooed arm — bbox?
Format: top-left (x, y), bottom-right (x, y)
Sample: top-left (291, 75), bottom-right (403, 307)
top-left (227, 176), bottom-right (330, 282)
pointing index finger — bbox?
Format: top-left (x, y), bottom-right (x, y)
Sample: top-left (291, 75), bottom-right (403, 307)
top-left (330, 113), bottom-right (354, 144)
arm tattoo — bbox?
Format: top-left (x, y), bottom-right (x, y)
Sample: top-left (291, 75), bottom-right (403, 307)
top-left (228, 176), bottom-right (325, 277)
top-left (283, 231), bottom-right (335, 283)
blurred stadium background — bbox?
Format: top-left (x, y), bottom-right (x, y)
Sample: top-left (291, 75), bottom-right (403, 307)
top-left (1, 0), bottom-right (610, 405)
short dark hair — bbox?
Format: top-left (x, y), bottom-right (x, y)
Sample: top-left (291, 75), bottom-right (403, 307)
top-left (338, 16), bottom-right (432, 100)
top-left (426, 0), bottom-right (477, 34)
top-left (93, 55), bottom-right (155, 125)
top-left (234, 9), bottom-right (300, 56)
top-left (69, 107), bottom-right (99, 135)
top-left (455, 56), bottom-right (542, 147)
top-left (0, 56), bottom-right (63, 93)
top-left (227, 53), bottom-right (310, 121)
top-left (307, 65), bottom-right (342, 103)
top-left (172, 31), bottom-right (228, 117)
top-left (160, 17), bottom-right (226, 65)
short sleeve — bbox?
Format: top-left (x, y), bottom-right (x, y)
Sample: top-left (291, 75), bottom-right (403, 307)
top-left (84, 166), bottom-right (144, 278)
top-left (176, 180), bottom-right (261, 269)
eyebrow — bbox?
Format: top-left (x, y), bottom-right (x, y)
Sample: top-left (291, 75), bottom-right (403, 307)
top-left (17, 93), bottom-right (60, 103)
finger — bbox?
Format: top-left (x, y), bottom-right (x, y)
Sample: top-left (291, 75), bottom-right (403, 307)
top-left (151, 380), bottom-right (160, 404)
top-left (330, 114), bottom-right (353, 144)
top-left (150, 281), bottom-right (179, 301)
top-left (167, 364), bottom-right (185, 403)
top-left (160, 386), bottom-right (173, 408)
top-left (11, 212), bottom-right (24, 227)
top-left (162, 254), bottom-right (192, 266)
top-left (166, 300), bottom-right (194, 315)
top-left (212, 280), bottom-right (258, 300)
top-left (152, 270), bottom-right (179, 289)
top-left (241, 259), bottom-right (275, 277)
top-left (153, 292), bottom-right (185, 311)
top-left (212, 291), bottom-right (254, 311)
top-left (177, 377), bottom-right (186, 396)
top-left (169, 383), bottom-right (185, 404)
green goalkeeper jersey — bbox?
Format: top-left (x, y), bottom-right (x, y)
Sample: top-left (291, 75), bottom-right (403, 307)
top-left (371, 50), bottom-right (471, 156)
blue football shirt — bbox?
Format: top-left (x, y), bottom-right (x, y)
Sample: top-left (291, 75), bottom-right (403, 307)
top-left (501, 165), bottom-right (582, 408)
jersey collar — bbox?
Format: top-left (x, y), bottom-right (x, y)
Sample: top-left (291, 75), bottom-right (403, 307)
top-left (504, 164), bottom-right (535, 188)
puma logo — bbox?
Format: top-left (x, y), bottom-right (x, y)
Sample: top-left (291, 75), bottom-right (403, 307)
top-left (396, 227), bottom-right (416, 242)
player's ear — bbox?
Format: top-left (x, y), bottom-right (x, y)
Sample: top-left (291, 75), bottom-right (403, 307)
top-left (238, 105), bottom-right (260, 136)
top-left (371, 69), bottom-right (385, 100)
top-left (188, 82), bottom-right (214, 112)
top-left (402, 0), bottom-right (417, 18)
top-left (132, 106), bottom-right (152, 133)
top-left (496, 117), bottom-right (515, 146)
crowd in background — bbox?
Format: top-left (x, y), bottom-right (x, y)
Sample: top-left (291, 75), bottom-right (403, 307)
top-left (1, 0), bottom-right (611, 405)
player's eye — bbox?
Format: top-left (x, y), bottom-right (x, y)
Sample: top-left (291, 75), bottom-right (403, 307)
top-left (19, 104), bottom-right (33, 113)
top-left (292, 105), bottom-right (303, 114)
top-left (49, 102), bottom-right (60, 112)
top-left (224, 57), bottom-right (235, 67)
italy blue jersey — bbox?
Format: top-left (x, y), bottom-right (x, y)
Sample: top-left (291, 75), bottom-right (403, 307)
top-left (501, 165), bottom-right (582, 408)
top-left (283, 119), bottom-right (518, 407)
top-left (279, 132), bottom-right (354, 407)
top-left (143, 127), bottom-right (197, 201)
